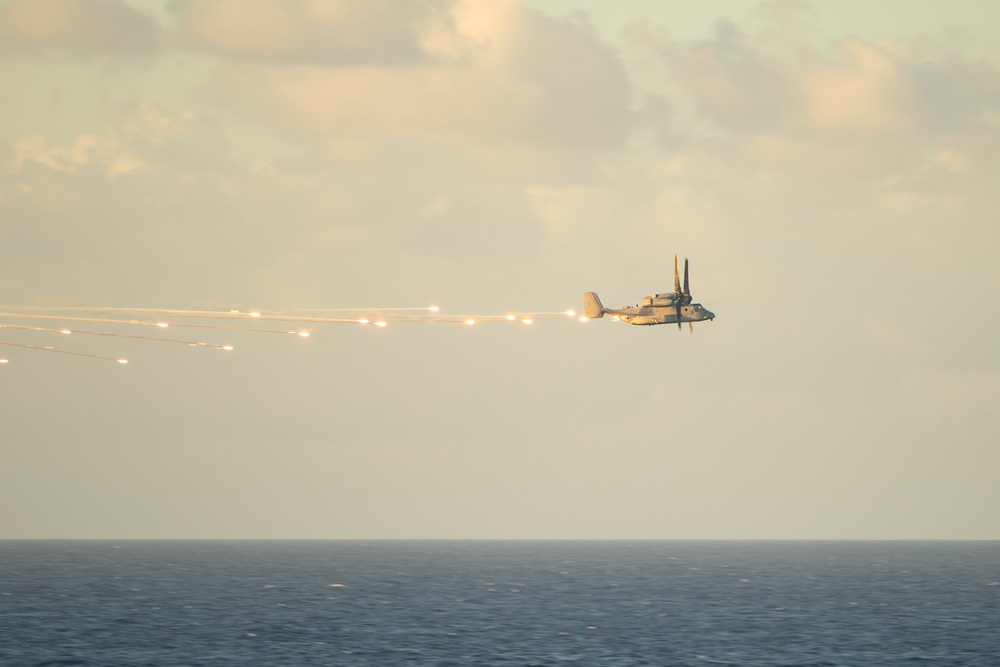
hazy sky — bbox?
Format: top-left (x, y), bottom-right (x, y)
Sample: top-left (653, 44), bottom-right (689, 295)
top-left (1, 0), bottom-right (998, 539)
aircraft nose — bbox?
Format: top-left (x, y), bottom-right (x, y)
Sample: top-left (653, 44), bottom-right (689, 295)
top-left (703, 309), bottom-right (715, 320)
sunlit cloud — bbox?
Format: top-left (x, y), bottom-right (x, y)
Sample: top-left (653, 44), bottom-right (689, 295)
top-left (170, 0), bottom-right (444, 66)
top-left (0, 0), bottom-right (159, 55)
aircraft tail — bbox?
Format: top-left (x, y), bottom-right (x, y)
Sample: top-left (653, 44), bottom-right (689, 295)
top-left (583, 292), bottom-right (605, 318)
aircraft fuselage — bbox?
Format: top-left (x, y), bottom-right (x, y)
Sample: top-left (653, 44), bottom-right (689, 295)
top-left (606, 301), bottom-right (714, 326)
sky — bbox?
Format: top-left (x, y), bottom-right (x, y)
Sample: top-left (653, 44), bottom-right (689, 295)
top-left (1, 0), bottom-right (998, 539)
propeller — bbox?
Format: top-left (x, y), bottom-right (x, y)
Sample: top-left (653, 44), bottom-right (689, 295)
top-left (673, 255), bottom-right (693, 330)
top-left (673, 256), bottom-right (682, 330)
top-left (682, 258), bottom-right (691, 304)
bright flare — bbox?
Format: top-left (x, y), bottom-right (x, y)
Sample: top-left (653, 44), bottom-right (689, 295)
top-left (375, 321), bottom-right (387, 327)
top-left (506, 315), bottom-right (516, 321)
top-left (465, 319), bottom-right (476, 325)
top-left (249, 312), bottom-right (261, 318)
top-left (157, 322), bottom-right (169, 328)
top-left (116, 359), bottom-right (129, 364)
top-left (428, 306), bottom-right (440, 312)
top-left (358, 319), bottom-right (369, 324)
top-left (297, 331), bottom-right (310, 337)
top-left (522, 319), bottom-right (533, 324)
top-left (60, 329), bottom-right (71, 334)
top-left (221, 345), bottom-right (234, 351)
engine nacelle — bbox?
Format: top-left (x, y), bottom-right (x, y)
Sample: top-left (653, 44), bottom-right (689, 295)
top-left (643, 294), bottom-right (679, 307)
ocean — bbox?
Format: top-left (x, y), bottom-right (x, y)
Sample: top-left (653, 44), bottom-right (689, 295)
top-left (1, 541), bottom-right (997, 666)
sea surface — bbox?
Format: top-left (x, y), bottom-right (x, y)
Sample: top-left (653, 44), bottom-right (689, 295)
top-left (1, 541), bottom-right (998, 666)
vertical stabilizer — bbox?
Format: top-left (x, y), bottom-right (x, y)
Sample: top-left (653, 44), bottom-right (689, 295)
top-left (583, 292), bottom-right (605, 318)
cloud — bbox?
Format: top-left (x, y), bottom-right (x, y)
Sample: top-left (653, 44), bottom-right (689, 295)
top-left (3, 2), bottom-right (997, 316)
top-left (169, 0), bottom-right (451, 66)
top-left (11, 134), bottom-right (144, 177)
top-left (905, 55), bottom-right (1000, 131)
top-left (628, 15), bottom-right (1000, 183)
top-left (0, 98), bottom-right (548, 307)
top-left (0, 101), bottom-right (252, 302)
top-left (644, 18), bottom-right (794, 132)
top-left (797, 38), bottom-right (918, 134)
top-left (9, 102), bottom-right (201, 177)
top-left (7, 101), bottom-right (210, 180)
top-left (210, 0), bottom-right (630, 152)
top-left (0, 0), bottom-right (159, 55)
top-left (601, 7), bottom-right (1000, 345)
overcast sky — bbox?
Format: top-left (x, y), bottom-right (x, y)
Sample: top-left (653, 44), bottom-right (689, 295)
top-left (1, 0), bottom-right (998, 539)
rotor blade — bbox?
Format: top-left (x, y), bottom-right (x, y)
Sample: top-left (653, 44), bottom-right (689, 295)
top-left (674, 255), bottom-right (680, 294)
top-left (683, 258), bottom-right (690, 297)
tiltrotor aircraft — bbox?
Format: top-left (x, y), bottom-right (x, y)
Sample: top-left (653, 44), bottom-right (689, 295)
top-left (583, 256), bottom-right (715, 329)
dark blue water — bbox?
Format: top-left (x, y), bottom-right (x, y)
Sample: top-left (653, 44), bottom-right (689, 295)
top-left (1, 541), bottom-right (997, 666)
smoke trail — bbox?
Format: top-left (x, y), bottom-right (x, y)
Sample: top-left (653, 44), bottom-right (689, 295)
top-left (0, 312), bottom-right (170, 328)
top-left (0, 312), bottom-right (308, 336)
top-left (0, 306), bottom-right (578, 324)
top-left (0, 323), bottom-right (233, 349)
top-left (0, 341), bottom-right (127, 364)
top-left (0, 303), bottom-right (581, 364)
